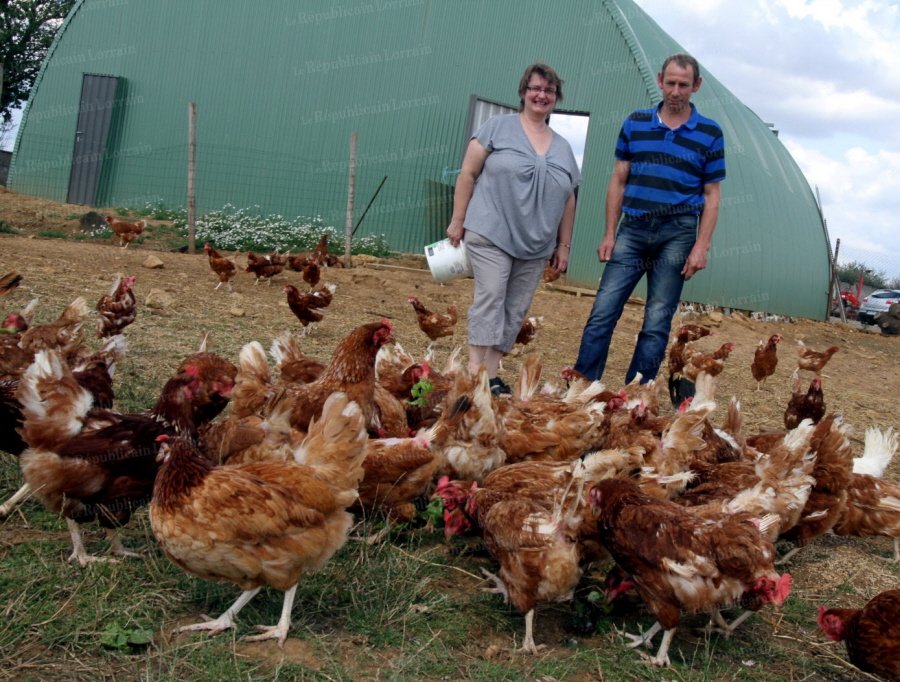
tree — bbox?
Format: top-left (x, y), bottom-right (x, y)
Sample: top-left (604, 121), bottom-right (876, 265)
top-left (0, 0), bottom-right (76, 124)
top-left (834, 260), bottom-right (887, 289)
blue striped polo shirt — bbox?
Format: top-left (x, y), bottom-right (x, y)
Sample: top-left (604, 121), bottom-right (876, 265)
top-left (615, 103), bottom-right (725, 219)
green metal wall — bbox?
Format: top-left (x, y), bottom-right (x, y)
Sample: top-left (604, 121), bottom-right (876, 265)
top-left (9, 0), bottom-right (830, 319)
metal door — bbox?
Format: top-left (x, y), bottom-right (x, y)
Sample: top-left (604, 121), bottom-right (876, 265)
top-left (66, 74), bottom-right (120, 205)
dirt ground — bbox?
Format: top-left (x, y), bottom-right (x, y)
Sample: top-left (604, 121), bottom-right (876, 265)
top-left (1, 186), bottom-right (898, 676)
top-left (1, 185), bottom-right (895, 436)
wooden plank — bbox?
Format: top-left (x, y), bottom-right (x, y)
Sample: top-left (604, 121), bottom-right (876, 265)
top-left (363, 262), bottom-right (431, 275)
top-left (543, 283), bottom-right (595, 297)
top-left (543, 282), bottom-right (644, 306)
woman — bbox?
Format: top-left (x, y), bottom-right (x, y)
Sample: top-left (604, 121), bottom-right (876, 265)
top-left (447, 63), bottom-right (580, 396)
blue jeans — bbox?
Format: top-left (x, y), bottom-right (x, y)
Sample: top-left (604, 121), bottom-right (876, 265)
top-left (574, 213), bottom-right (698, 383)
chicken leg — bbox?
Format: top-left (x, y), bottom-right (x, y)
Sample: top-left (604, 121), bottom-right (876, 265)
top-left (175, 587), bottom-right (262, 636)
top-left (0, 482), bottom-right (32, 518)
top-left (66, 519), bottom-right (119, 566)
top-left (707, 608), bottom-right (755, 637)
top-left (242, 584), bottom-right (297, 647)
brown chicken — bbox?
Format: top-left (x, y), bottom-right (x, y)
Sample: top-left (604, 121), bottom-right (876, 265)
top-left (16, 348), bottom-right (229, 565)
top-left (0, 271), bottom-right (23, 297)
top-left (834, 474), bottom-right (900, 564)
top-left (435, 454), bottom-right (642, 654)
top-left (105, 215), bottom-right (146, 248)
top-left (795, 340), bottom-right (839, 377)
top-left (301, 258), bottom-right (321, 287)
top-left (514, 315), bottom-right (543, 349)
top-left (750, 333), bottom-right (781, 390)
top-left (203, 242), bottom-right (237, 291)
top-left (666, 324), bottom-right (713, 407)
top-left (355, 428), bottom-right (437, 526)
top-left (430, 368), bottom-right (507, 481)
top-left (783, 376), bottom-right (825, 429)
top-left (245, 250), bottom-right (285, 285)
top-left (682, 342), bottom-right (734, 382)
top-left (402, 359), bottom-right (457, 433)
top-left (311, 231), bottom-right (343, 267)
top-left (96, 274), bottom-right (137, 338)
top-left (176, 343), bottom-right (238, 426)
top-left (18, 296), bottom-right (89, 360)
top-left (495, 388), bottom-right (611, 466)
top-left (270, 331), bottom-right (326, 384)
top-left (232, 320), bottom-right (394, 436)
top-left (1, 300), bottom-right (37, 377)
top-left (374, 341), bottom-right (419, 397)
top-left (676, 418), bottom-right (818, 542)
top-left (198, 390), bottom-right (305, 467)
top-left (284, 283), bottom-right (336, 335)
top-left (832, 426), bottom-right (900, 563)
top-left (541, 260), bottom-right (561, 283)
top-left (778, 414), bottom-right (853, 562)
top-left (818, 589), bottom-right (900, 680)
top-left (407, 295), bottom-right (458, 342)
top-left (150, 391), bottom-right (368, 646)
top-left (589, 478), bottom-right (792, 667)
top-left (0, 335), bottom-right (126, 519)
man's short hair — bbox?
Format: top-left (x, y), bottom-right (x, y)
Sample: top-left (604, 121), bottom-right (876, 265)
top-left (660, 53), bottom-right (701, 85)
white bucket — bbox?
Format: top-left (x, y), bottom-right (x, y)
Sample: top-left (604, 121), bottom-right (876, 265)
top-left (424, 238), bottom-right (473, 283)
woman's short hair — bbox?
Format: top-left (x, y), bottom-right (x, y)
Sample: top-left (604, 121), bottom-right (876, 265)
top-left (517, 63), bottom-right (564, 111)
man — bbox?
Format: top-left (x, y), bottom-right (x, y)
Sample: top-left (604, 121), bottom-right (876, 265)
top-left (573, 53), bottom-right (725, 383)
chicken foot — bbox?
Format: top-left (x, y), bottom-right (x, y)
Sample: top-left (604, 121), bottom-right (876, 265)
top-left (622, 620), bottom-right (662, 649)
top-left (643, 627), bottom-right (676, 667)
top-left (106, 529), bottom-right (142, 559)
top-left (66, 519), bottom-right (120, 567)
top-left (480, 568), bottom-right (509, 603)
top-left (479, 572), bottom-right (544, 654)
top-left (622, 621), bottom-right (675, 667)
top-left (877, 538), bottom-right (900, 563)
top-left (175, 587), bottom-right (262, 636)
top-left (519, 609), bottom-right (546, 655)
top-left (705, 608), bottom-right (755, 637)
top-left (242, 584), bottom-right (297, 647)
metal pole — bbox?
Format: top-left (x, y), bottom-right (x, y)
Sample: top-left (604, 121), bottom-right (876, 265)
top-left (352, 175), bottom-right (387, 236)
top-left (187, 102), bottom-right (196, 254)
top-left (344, 132), bottom-right (357, 267)
top-left (830, 237), bottom-right (846, 322)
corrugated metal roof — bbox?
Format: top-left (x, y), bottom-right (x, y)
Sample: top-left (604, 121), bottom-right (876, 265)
top-left (9, 0), bottom-right (830, 319)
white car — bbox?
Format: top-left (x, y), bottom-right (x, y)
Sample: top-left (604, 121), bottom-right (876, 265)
top-left (858, 289), bottom-right (900, 324)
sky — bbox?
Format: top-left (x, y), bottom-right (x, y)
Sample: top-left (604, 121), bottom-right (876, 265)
top-left (627, 0), bottom-right (900, 281)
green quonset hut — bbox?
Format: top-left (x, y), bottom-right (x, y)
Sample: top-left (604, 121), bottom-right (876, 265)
top-left (9, 0), bottom-right (831, 319)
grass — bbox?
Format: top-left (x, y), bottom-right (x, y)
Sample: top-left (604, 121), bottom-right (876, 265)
top-left (0, 445), bottom-right (873, 682)
top-left (36, 229), bottom-right (68, 239)
top-left (0, 333), bottom-right (881, 681)
top-left (0, 220), bottom-right (18, 234)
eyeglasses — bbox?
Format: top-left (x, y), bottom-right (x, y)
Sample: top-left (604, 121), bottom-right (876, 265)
top-left (525, 85), bottom-right (558, 96)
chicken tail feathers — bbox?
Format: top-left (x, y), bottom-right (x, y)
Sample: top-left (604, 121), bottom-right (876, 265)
top-left (853, 426), bottom-right (898, 477)
top-left (18, 349), bottom-right (93, 449)
top-left (232, 341), bottom-right (271, 417)
top-left (293, 392), bottom-right (368, 502)
top-left (270, 330), bottom-right (300, 367)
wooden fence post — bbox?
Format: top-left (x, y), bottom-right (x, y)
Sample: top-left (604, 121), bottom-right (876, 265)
top-left (344, 132), bottom-right (357, 268)
top-left (187, 102), bottom-right (196, 254)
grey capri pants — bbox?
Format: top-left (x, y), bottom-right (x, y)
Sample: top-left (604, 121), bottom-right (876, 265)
top-left (464, 231), bottom-right (546, 353)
